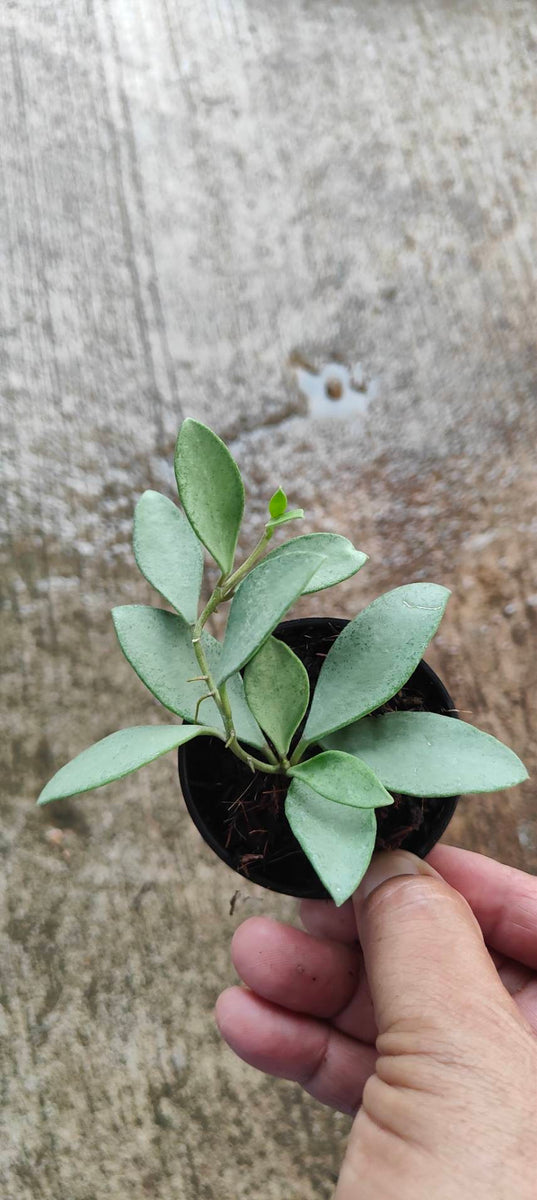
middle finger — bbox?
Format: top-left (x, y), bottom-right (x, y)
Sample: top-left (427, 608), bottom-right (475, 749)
top-left (231, 916), bottom-right (377, 1043)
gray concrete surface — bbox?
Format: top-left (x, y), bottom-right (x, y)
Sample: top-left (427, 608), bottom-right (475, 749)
top-left (1, 1), bottom-right (536, 1197)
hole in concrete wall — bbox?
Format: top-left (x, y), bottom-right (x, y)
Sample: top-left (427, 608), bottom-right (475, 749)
top-left (289, 354), bottom-right (377, 419)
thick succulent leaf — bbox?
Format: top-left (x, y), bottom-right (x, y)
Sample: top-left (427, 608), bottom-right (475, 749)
top-left (37, 724), bottom-right (220, 805)
top-left (268, 487), bottom-right (287, 519)
top-left (264, 533), bottom-right (368, 594)
top-left (303, 583), bottom-right (450, 743)
top-left (174, 419), bottom-right (244, 575)
top-left (243, 637), bottom-right (309, 757)
top-left (285, 778), bottom-right (377, 906)
top-left (322, 712), bottom-right (529, 797)
top-left (111, 606), bottom-right (267, 750)
top-left (214, 551), bottom-right (324, 686)
top-left (133, 490), bottom-right (203, 624)
top-left (289, 751), bottom-right (393, 808)
top-left (112, 605), bottom-right (223, 728)
top-left (265, 507), bottom-right (304, 531)
top-left (203, 633), bottom-right (267, 751)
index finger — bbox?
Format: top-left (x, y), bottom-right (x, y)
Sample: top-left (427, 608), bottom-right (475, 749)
top-left (427, 844), bottom-right (537, 969)
top-left (300, 845), bottom-right (537, 970)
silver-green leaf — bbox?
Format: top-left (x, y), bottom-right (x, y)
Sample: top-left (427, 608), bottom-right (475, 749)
top-left (289, 751), bottom-right (393, 808)
top-left (112, 605), bottom-right (267, 750)
top-left (264, 533), bottom-right (368, 594)
top-left (285, 778), bottom-right (377, 906)
top-left (174, 419), bottom-right (244, 575)
top-left (37, 724), bottom-right (220, 805)
top-left (133, 490), bottom-right (203, 624)
top-left (214, 551), bottom-right (324, 686)
top-left (243, 636), bottom-right (309, 757)
top-left (303, 583), bottom-right (450, 744)
top-left (322, 712), bottom-right (529, 797)
top-left (112, 605), bottom-right (222, 727)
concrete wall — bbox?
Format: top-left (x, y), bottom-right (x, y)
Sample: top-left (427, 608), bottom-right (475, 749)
top-left (1, 2), bottom-right (536, 1197)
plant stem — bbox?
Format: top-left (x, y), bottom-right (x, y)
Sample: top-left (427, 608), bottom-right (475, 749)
top-left (289, 738), bottom-right (308, 766)
top-left (191, 581), bottom-right (280, 773)
top-left (216, 679), bottom-right (279, 771)
top-left (196, 584), bottom-right (225, 631)
top-left (225, 729), bottom-right (281, 774)
top-left (218, 528), bottom-right (274, 598)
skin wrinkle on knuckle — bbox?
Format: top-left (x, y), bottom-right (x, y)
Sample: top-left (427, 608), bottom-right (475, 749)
top-left (376, 1014), bottom-right (537, 1118)
top-left (375, 1048), bottom-right (471, 1098)
top-left (361, 1071), bottom-right (524, 1183)
top-left (377, 1010), bottom-right (513, 1075)
top-left (298, 1025), bottom-right (331, 1092)
top-left (376, 1008), bottom-right (461, 1049)
top-left (360, 1073), bottom-right (433, 1156)
top-left (299, 1031), bottom-right (366, 1116)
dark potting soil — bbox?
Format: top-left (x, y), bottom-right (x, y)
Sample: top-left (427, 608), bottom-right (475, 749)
top-left (179, 618), bottom-right (459, 900)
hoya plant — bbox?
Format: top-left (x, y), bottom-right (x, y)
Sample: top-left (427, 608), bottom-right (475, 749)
top-left (38, 419), bottom-right (528, 905)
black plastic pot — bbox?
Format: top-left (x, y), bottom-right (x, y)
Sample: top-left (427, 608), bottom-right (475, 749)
top-left (178, 617), bottom-right (459, 900)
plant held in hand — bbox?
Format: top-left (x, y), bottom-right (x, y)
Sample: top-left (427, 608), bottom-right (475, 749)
top-left (38, 420), bottom-right (528, 905)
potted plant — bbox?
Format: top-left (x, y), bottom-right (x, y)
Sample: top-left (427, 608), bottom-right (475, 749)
top-left (38, 419), bottom-right (528, 906)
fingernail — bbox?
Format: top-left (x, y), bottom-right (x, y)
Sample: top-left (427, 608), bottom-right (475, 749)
top-left (358, 850), bottom-right (439, 902)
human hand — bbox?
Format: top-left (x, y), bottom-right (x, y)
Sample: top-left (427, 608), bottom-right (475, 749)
top-left (216, 846), bottom-right (537, 1199)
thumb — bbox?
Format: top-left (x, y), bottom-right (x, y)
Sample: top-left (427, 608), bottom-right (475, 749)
top-left (337, 853), bottom-right (535, 1200)
top-left (353, 849), bottom-right (511, 1038)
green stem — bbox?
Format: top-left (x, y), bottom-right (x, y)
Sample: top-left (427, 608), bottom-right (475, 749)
top-left (191, 580), bottom-right (279, 772)
top-left (219, 528), bottom-right (274, 598)
top-left (289, 737), bottom-right (308, 766)
top-left (195, 584), bottom-right (225, 632)
top-left (225, 730), bottom-right (281, 774)
top-left (190, 631), bottom-right (224, 719)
